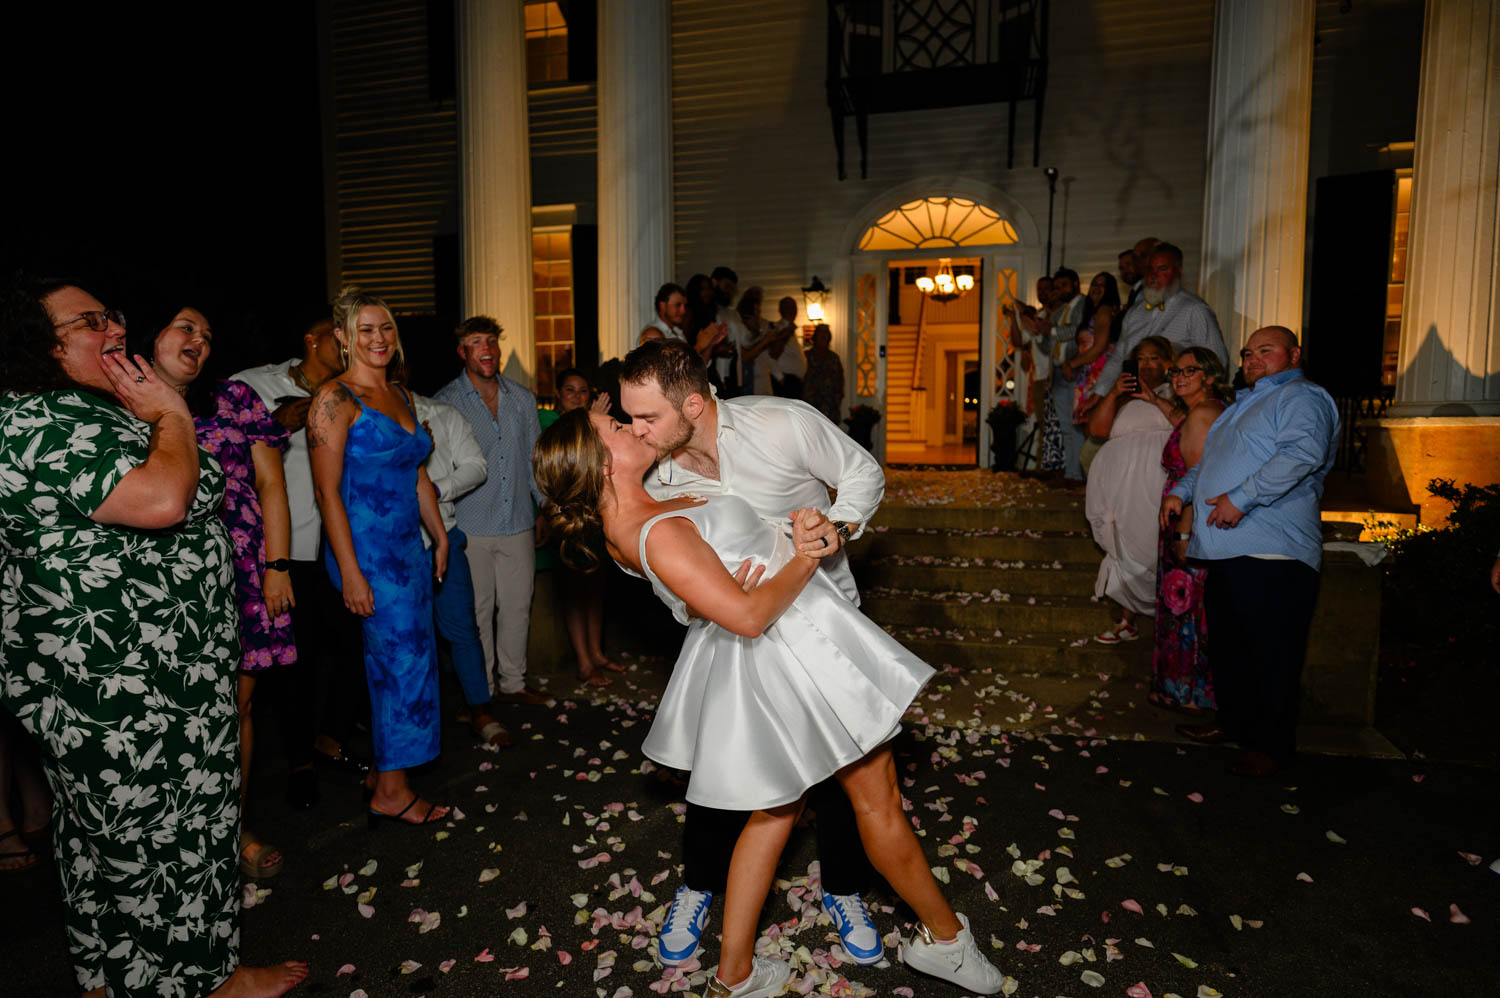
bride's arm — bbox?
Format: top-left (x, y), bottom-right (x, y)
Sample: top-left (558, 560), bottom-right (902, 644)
top-left (645, 515), bottom-right (818, 639)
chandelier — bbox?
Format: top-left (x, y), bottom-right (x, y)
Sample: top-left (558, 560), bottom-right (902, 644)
top-left (914, 257), bottom-right (974, 304)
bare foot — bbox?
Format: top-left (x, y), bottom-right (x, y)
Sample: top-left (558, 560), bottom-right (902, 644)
top-left (576, 664), bottom-right (611, 688)
top-left (594, 657), bottom-right (626, 674)
top-left (207, 962), bottom-right (309, 998)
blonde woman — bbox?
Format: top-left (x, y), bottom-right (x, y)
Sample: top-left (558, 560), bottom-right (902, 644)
top-left (308, 288), bottom-right (452, 827)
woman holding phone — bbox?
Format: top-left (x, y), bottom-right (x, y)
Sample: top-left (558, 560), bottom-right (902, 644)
top-left (1084, 336), bottom-right (1176, 644)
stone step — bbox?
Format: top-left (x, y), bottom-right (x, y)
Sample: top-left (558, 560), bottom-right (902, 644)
top-left (854, 558), bottom-right (1102, 595)
top-left (851, 529), bottom-right (1100, 561)
top-left (878, 624), bottom-right (1153, 678)
top-left (871, 504), bottom-right (1086, 531)
top-left (861, 590), bottom-right (1116, 633)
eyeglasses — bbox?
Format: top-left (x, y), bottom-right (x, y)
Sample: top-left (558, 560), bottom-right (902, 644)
top-left (1167, 366), bottom-right (1203, 379)
top-left (55, 309), bottom-right (126, 333)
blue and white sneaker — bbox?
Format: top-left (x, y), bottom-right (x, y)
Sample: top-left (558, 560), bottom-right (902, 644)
top-left (658, 885), bottom-right (713, 966)
top-left (821, 892), bottom-right (884, 965)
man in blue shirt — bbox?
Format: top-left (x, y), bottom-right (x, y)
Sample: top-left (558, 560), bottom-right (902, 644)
top-left (435, 316), bottom-right (549, 705)
top-left (1161, 326), bottom-right (1339, 777)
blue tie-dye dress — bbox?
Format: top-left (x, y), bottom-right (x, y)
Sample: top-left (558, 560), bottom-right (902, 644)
top-left (324, 386), bottom-right (441, 771)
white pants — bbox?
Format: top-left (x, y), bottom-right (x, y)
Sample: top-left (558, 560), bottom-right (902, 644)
top-left (466, 530), bottom-right (536, 694)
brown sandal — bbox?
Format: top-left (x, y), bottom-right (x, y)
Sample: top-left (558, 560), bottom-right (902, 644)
top-left (0, 829), bottom-right (41, 874)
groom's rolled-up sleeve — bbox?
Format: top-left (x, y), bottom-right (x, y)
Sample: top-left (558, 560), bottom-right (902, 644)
top-left (787, 401), bottom-right (884, 540)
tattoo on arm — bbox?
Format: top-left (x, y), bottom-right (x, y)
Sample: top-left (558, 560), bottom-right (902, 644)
top-left (307, 383), bottom-right (354, 450)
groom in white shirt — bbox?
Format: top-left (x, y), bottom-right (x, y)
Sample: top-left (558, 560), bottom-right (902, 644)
top-left (619, 338), bottom-right (889, 968)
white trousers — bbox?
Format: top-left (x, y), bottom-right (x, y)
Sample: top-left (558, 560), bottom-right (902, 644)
top-left (465, 530), bottom-right (536, 694)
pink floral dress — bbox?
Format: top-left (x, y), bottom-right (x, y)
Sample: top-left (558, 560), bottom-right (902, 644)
top-left (194, 380), bottom-right (297, 672)
top-left (1151, 418), bottom-right (1215, 709)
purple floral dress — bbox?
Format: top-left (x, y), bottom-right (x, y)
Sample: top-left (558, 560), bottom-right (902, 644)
top-left (1152, 418), bottom-right (1215, 709)
top-left (195, 380), bottom-right (297, 672)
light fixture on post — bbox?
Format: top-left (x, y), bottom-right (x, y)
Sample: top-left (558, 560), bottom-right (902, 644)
top-left (914, 257), bottom-right (974, 304)
top-left (801, 275), bottom-right (829, 324)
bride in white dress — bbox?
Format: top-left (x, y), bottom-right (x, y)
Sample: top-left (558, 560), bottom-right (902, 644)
top-left (533, 408), bottom-right (1005, 998)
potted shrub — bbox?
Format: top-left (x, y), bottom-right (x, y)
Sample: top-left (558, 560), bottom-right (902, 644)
top-left (986, 398), bottom-right (1026, 471)
top-left (844, 404), bottom-right (882, 451)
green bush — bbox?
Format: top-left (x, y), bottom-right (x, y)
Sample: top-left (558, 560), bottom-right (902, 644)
top-left (1380, 479), bottom-right (1500, 655)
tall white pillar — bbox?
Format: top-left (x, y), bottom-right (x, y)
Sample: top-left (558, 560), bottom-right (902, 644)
top-left (1392, 0), bottom-right (1500, 416)
top-left (597, 0), bottom-right (673, 363)
top-left (1197, 0), bottom-right (1314, 357)
top-left (457, 0), bottom-right (535, 385)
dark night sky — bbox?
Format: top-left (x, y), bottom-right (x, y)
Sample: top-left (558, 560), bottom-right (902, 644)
top-left (3, 6), bottom-right (328, 369)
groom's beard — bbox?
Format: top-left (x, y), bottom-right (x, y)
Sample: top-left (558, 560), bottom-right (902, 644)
top-left (654, 416), bottom-right (694, 459)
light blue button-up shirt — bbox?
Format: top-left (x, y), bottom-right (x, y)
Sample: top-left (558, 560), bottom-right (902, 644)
top-left (435, 371), bottom-right (543, 537)
top-left (1168, 368), bottom-right (1339, 570)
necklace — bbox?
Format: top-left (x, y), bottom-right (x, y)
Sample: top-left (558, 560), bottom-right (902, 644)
top-left (290, 364), bottom-right (313, 394)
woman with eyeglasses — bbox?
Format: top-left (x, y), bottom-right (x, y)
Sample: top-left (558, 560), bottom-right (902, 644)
top-left (1084, 336), bottom-right (1177, 645)
top-left (307, 286), bottom-right (451, 828)
top-left (0, 274), bottom-right (307, 997)
top-left (1150, 347), bottom-right (1234, 712)
top-left (134, 305), bottom-right (298, 881)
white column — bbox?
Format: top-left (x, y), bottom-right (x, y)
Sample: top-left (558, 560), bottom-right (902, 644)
top-left (597, 0), bottom-right (673, 363)
top-left (457, 0), bottom-right (535, 386)
top-left (1197, 0), bottom-right (1314, 357)
top-left (1392, 0), bottom-right (1500, 416)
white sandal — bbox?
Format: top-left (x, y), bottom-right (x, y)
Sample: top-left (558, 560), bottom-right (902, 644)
top-left (1093, 620), bottom-right (1140, 645)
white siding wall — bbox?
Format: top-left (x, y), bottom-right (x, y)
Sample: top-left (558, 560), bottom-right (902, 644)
top-left (670, 0), bottom-right (1215, 312)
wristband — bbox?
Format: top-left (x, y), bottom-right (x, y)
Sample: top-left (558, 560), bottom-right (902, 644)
top-left (266, 559), bottom-right (292, 572)
top-left (1174, 533), bottom-right (1191, 542)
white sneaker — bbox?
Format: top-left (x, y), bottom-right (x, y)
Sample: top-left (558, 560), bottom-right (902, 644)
top-left (821, 892), bottom-right (884, 965)
top-left (659, 885), bottom-right (713, 966)
top-left (702, 956), bottom-right (792, 998)
top-left (898, 912), bottom-right (1005, 995)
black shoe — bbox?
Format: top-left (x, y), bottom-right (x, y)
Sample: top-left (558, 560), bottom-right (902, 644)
top-left (286, 767), bottom-right (320, 809)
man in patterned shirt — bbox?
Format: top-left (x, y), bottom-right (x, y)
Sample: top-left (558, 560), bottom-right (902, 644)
top-left (435, 316), bottom-right (549, 705)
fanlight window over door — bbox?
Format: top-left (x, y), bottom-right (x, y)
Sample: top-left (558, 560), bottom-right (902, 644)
top-left (857, 196), bottom-right (1019, 252)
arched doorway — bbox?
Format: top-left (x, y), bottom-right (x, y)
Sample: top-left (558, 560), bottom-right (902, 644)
top-left (838, 182), bottom-right (1040, 464)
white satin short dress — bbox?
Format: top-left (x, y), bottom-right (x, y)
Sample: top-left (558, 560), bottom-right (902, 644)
top-left (635, 495), bottom-right (935, 811)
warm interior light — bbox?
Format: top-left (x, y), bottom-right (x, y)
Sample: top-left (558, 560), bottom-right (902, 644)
top-left (916, 257), bottom-right (973, 304)
top-left (806, 301), bottom-right (825, 322)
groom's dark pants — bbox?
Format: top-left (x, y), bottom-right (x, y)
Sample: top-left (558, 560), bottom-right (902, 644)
top-left (683, 778), bottom-right (874, 895)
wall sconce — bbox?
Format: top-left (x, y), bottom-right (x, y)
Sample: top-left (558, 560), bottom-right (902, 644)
top-left (801, 275), bottom-right (829, 323)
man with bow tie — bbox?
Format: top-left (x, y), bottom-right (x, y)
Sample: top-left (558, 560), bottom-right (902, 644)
top-left (1084, 242), bottom-right (1227, 410)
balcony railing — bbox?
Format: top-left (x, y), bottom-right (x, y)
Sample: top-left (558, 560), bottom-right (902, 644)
top-left (826, 0), bottom-right (1049, 179)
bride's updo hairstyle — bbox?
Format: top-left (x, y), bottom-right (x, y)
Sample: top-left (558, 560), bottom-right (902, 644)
top-left (533, 407), bottom-right (606, 570)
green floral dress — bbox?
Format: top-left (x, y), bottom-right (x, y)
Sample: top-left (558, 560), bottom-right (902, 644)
top-left (0, 389), bottom-right (241, 998)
